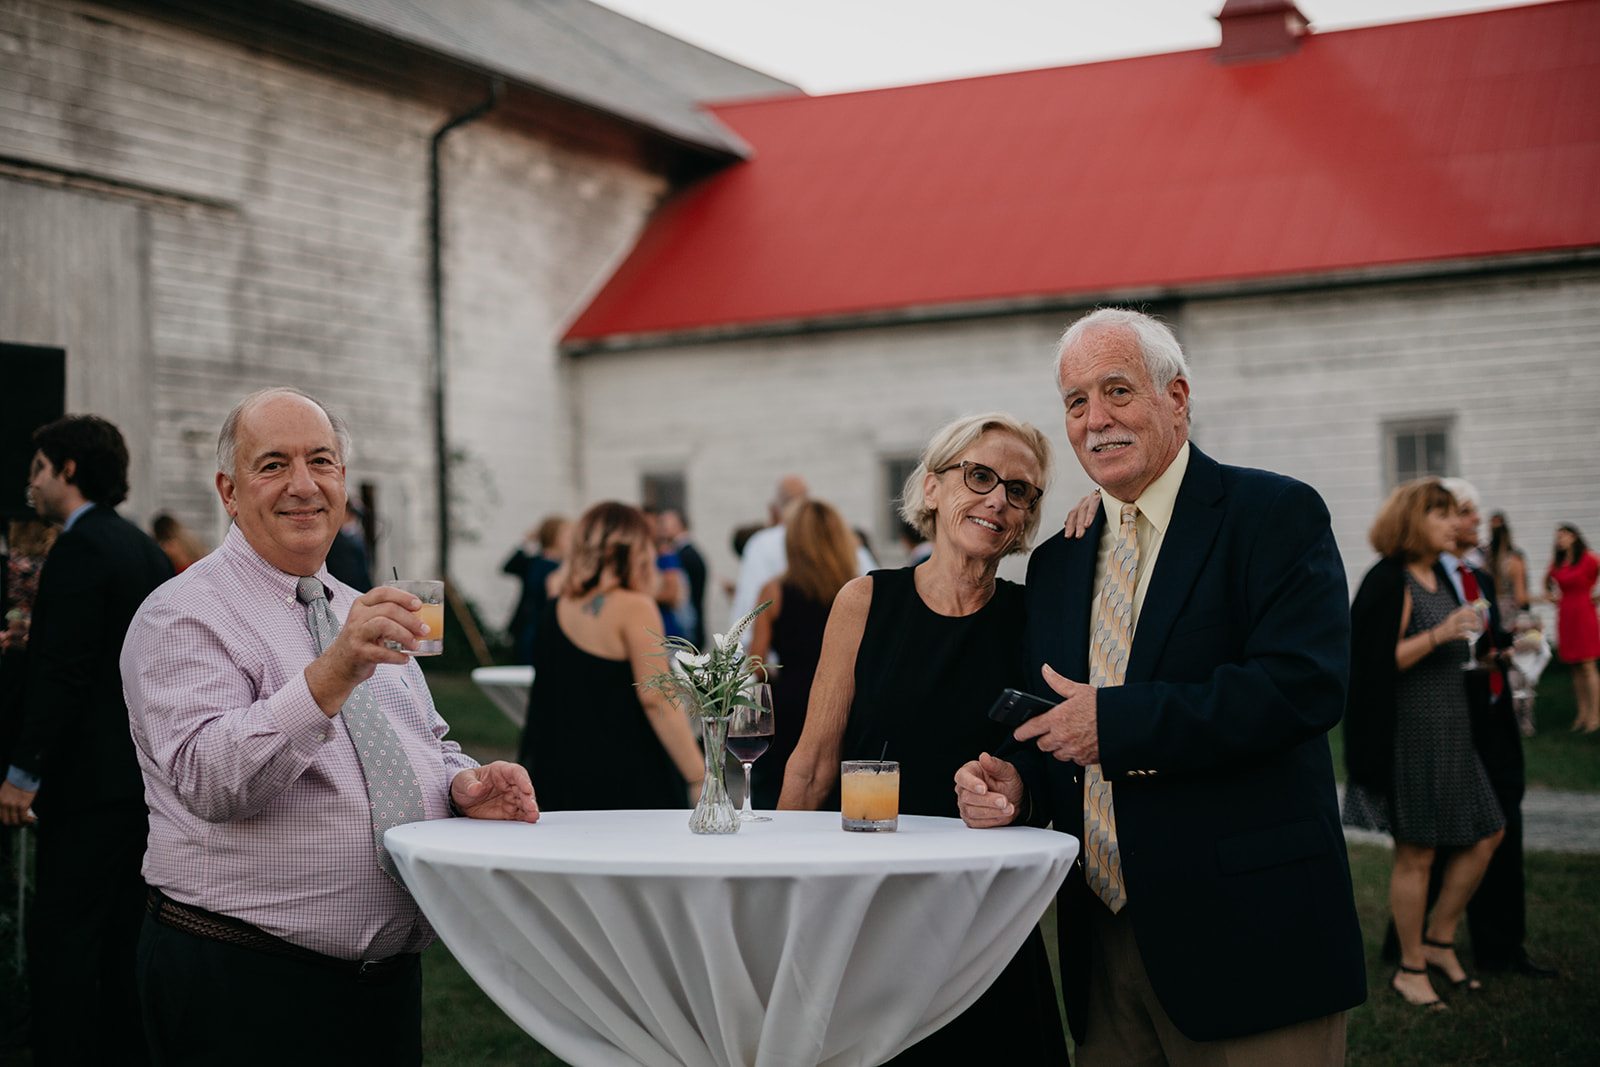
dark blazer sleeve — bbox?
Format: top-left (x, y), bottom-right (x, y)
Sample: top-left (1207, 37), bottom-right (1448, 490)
top-left (1343, 555), bottom-right (1405, 792)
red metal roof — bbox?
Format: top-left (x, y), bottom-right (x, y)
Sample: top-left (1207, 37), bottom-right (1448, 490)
top-left (565, 1), bottom-right (1600, 343)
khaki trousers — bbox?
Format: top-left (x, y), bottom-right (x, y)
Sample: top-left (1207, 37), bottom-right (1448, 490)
top-left (1078, 901), bottom-right (1346, 1067)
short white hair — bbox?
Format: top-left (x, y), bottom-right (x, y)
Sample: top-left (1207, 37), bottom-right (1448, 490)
top-left (1054, 307), bottom-right (1192, 393)
top-left (217, 387), bottom-right (351, 478)
top-left (1439, 477), bottom-right (1481, 512)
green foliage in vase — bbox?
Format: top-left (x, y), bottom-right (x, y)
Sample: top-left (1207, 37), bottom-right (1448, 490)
top-left (638, 601), bottom-right (771, 719)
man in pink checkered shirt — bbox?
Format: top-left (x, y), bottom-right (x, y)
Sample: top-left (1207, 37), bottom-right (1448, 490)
top-left (123, 387), bottom-right (539, 1064)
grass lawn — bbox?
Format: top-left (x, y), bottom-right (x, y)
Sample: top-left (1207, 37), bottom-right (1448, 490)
top-left (415, 666), bottom-right (1600, 1066)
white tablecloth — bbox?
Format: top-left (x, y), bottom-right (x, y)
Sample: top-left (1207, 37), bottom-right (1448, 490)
top-left (387, 810), bottom-right (1076, 1067)
top-left (470, 665), bottom-right (534, 725)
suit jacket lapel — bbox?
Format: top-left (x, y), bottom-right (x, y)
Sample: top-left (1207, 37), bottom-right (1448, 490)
top-left (1055, 510), bottom-right (1104, 684)
top-left (1126, 447), bottom-right (1224, 684)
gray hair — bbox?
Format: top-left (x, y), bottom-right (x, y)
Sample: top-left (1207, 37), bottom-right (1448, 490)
top-left (1439, 477), bottom-right (1481, 512)
top-left (217, 387), bottom-right (351, 478)
top-left (898, 412), bottom-right (1053, 556)
top-left (1054, 308), bottom-right (1192, 410)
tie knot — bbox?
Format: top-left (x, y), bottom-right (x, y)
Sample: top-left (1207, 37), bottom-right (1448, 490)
top-left (295, 577), bottom-right (327, 605)
top-left (1120, 504), bottom-right (1137, 527)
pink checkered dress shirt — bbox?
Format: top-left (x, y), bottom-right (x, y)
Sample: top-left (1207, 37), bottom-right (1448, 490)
top-left (122, 525), bottom-right (477, 960)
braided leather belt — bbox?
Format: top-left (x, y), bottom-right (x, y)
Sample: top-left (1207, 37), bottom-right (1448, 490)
top-left (146, 888), bottom-right (414, 977)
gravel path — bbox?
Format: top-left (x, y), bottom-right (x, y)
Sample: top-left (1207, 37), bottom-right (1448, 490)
top-left (1339, 786), bottom-right (1600, 853)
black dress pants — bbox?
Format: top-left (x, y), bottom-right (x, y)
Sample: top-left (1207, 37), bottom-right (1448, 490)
top-left (137, 914), bottom-right (422, 1065)
top-left (27, 802), bottom-right (149, 1066)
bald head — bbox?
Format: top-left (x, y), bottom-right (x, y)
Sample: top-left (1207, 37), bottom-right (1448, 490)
top-left (215, 388), bottom-right (350, 575)
top-left (769, 474), bottom-right (809, 524)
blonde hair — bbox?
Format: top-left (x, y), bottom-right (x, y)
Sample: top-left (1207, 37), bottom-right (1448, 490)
top-left (898, 412), bottom-right (1052, 555)
top-left (783, 500), bottom-right (857, 606)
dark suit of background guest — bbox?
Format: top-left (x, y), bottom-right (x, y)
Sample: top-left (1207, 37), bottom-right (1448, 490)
top-left (677, 538), bottom-right (707, 649)
top-left (1461, 563), bottom-right (1531, 967)
top-left (16, 504), bottom-right (171, 1063)
top-left (1016, 446), bottom-right (1367, 1046)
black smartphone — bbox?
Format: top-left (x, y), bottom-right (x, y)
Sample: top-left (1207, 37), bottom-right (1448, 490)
top-left (986, 688), bottom-right (1056, 730)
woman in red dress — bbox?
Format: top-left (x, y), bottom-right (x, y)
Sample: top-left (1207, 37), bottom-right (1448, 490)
top-left (1546, 523), bottom-right (1600, 732)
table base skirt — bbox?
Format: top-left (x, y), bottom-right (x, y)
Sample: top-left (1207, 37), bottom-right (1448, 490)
top-left (389, 813), bottom-right (1075, 1067)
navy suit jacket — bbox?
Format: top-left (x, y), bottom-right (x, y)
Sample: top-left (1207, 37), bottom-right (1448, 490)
top-left (15, 504), bottom-right (173, 815)
top-left (1013, 445), bottom-right (1366, 1043)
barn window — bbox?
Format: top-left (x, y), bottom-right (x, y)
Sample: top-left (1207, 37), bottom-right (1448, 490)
top-left (881, 455), bottom-right (921, 551)
top-left (1384, 418), bottom-right (1453, 489)
top-left (641, 470), bottom-right (686, 516)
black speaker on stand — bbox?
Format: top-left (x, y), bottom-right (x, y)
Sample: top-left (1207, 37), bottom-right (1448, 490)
top-left (1, 344), bottom-right (67, 524)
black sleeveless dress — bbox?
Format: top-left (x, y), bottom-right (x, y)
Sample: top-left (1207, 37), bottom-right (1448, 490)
top-left (517, 600), bottom-right (685, 811)
top-left (751, 581), bottom-right (832, 809)
top-left (841, 568), bottom-right (1067, 1064)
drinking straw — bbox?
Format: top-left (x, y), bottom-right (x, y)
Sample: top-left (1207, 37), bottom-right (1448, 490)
top-left (393, 566), bottom-right (400, 581)
top-left (879, 741), bottom-right (889, 761)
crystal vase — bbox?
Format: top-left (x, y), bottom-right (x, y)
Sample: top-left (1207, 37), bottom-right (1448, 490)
top-left (688, 714), bottom-right (740, 834)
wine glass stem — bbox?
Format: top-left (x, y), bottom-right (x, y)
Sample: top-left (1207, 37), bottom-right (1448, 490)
top-left (741, 762), bottom-right (755, 816)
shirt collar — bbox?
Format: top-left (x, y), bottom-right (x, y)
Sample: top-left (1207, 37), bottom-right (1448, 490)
top-left (220, 523), bottom-right (336, 603)
top-left (61, 501), bottom-right (95, 532)
top-left (1099, 441), bottom-right (1191, 534)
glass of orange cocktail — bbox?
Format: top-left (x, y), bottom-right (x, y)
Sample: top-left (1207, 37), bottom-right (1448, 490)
top-left (388, 579), bottom-right (445, 656)
top-left (841, 760), bottom-right (899, 832)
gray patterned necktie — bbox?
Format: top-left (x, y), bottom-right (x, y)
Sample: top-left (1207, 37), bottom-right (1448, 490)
top-left (296, 577), bottom-right (425, 884)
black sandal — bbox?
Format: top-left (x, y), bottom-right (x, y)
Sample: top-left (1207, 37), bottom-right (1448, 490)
top-left (1392, 963), bottom-right (1448, 1010)
top-left (1423, 937), bottom-right (1483, 991)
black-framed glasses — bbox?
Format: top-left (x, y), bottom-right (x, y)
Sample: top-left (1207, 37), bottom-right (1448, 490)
top-left (934, 461), bottom-right (1043, 511)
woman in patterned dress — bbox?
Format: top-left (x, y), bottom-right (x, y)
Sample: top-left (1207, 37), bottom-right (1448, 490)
top-left (1343, 478), bottom-right (1506, 1009)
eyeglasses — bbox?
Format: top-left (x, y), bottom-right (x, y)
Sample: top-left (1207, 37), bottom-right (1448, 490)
top-left (934, 461), bottom-right (1043, 511)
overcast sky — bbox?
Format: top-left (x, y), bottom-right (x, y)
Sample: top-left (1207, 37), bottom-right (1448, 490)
top-left (590, 0), bottom-right (1538, 94)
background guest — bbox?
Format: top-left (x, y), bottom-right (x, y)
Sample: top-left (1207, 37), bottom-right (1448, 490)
top-left (1, 415), bottom-right (173, 1064)
top-left (503, 515), bottom-right (569, 665)
top-left (745, 499), bottom-right (856, 810)
top-left (151, 511), bottom-right (208, 574)
top-left (323, 500), bottom-right (372, 592)
top-left (518, 502), bottom-right (703, 809)
top-left (780, 412), bottom-right (1065, 1063)
top-left (657, 509), bottom-right (707, 649)
top-left (1343, 478), bottom-right (1505, 1009)
top-left (1544, 523), bottom-right (1599, 732)
top-left (1487, 512), bottom-right (1530, 620)
top-left (729, 475), bottom-right (875, 650)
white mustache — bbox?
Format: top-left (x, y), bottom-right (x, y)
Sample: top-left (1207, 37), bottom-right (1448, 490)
top-left (1085, 433), bottom-right (1134, 452)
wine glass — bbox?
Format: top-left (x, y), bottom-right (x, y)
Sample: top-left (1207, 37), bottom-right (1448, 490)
top-left (1461, 600), bottom-right (1487, 671)
top-left (729, 684), bottom-right (774, 823)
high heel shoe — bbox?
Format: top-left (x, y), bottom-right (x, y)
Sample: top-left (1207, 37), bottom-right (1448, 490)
top-left (1423, 937), bottom-right (1483, 991)
top-left (1392, 963), bottom-right (1448, 1010)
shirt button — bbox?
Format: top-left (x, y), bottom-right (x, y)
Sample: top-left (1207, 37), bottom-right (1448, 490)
top-left (316, 732), bottom-right (327, 742)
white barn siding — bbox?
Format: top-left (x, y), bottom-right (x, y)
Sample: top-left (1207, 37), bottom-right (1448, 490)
top-left (0, 0), bottom-right (667, 621)
top-left (574, 266), bottom-right (1600, 631)
top-left (441, 123), bottom-right (664, 626)
top-left (1184, 267), bottom-right (1600, 589)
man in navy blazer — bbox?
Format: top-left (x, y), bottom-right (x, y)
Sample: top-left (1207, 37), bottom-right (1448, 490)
top-left (0, 415), bottom-right (173, 1063)
top-left (957, 309), bottom-right (1365, 1064)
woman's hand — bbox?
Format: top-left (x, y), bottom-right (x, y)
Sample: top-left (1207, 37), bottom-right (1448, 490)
top-left (1062, 490), bottom-right (1100, 539)
top-left (1436, 604), bottom-right (1484, 643)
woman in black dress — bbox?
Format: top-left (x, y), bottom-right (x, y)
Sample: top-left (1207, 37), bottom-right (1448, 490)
top-left (746, 499), bottom-right (859, 810)
top-left (518, 502), bottom-right (704, 811)
top-left (779, 412), bottom-right (1065, 1063)
top-left (1343, 478), bottom-right (1505, 1009)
